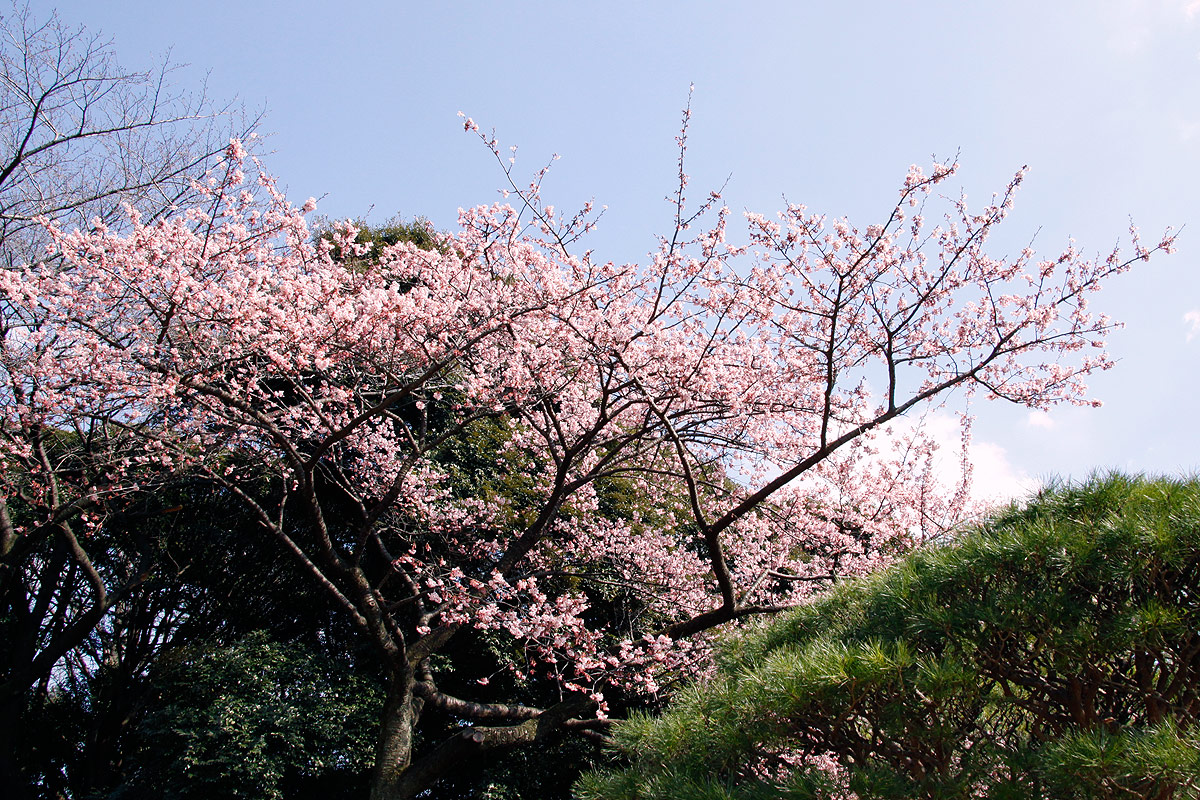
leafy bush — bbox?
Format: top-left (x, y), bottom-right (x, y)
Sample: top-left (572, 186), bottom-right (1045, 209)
top-left (117, 632), bottom-right (382, 800)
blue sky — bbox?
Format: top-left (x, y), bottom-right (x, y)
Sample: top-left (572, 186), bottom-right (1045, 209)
top-left (41, 0), bottom-right (1200, 500)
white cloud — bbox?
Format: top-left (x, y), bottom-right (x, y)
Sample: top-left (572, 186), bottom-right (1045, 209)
top-left (969, 439), bottom-right (1039, 505)
top-left (1027, 410), bottom-right (1055, 429)
top-left (891, 411), bottom-right (1038, 509)
top-left (1101, 0), bottom-right (1200, 52)
top-left (1185, 309), bottom-right (1200, 342)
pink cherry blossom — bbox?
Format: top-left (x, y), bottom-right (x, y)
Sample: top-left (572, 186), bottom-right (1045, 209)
top-left (0, 119), bottom-right (1175, 798)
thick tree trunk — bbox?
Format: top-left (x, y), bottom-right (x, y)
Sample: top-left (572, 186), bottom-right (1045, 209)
top-left (369, 688), bottom-right (597, 799)
top-left (368, 666), bottom-right (422, 800)
top-left (0, 691), bottom-right (31, 800)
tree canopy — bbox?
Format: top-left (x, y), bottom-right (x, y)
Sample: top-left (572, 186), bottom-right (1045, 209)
top-left (578, 473), bottom-right (1200, 800)
top-left (1, 109), bottom-right (1177, 797)
top-left (0, 4), bottom-right (257, 794)
top-left (0, 8), bottom-right (1180, 797)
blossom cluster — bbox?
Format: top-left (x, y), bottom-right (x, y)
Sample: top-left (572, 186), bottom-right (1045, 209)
top-left (0, 134), bottom-right (1173, 702)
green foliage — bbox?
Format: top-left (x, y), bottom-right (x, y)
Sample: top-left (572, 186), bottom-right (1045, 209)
top-left (579, 473), bottom-right (1200, 800)
top-left (313, 214), bottom-right (444, 269)
top-left (1037, 724), bottom-right (1200, 799)
top-left (116, 632), bottom-right (382, 800)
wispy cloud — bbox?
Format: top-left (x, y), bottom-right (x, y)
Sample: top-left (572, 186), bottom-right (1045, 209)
top-left (1027, 410), bottom-right (1055, 429)
top-left (1185, 309), bottom-right (1200, 342)
top-left (1102, 1), bottom-right (1200, 53)
top-left (969, 439), bottom-right (1038, 505)
top-left (901, 412), bottom-right (1038, 507)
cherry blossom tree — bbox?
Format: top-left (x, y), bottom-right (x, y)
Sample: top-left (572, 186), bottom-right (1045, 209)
top-left (0, 5), bottom-right (262, 792)
top-left (0, 2), bottom-right (257, 266)
top-left (0, 104), bottom-right (1175, 797)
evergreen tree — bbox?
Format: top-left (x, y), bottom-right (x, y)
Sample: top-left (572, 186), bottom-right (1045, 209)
top-left (579, 473), bottom-right (1200, 800)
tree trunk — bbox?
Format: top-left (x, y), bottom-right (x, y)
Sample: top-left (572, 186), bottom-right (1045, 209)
top-left (368, 666), bottom-right (422, 800)
top-left (369, 688), bottom-right (597, 799)
top-left (0, 691), bottom-right (30, 799)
